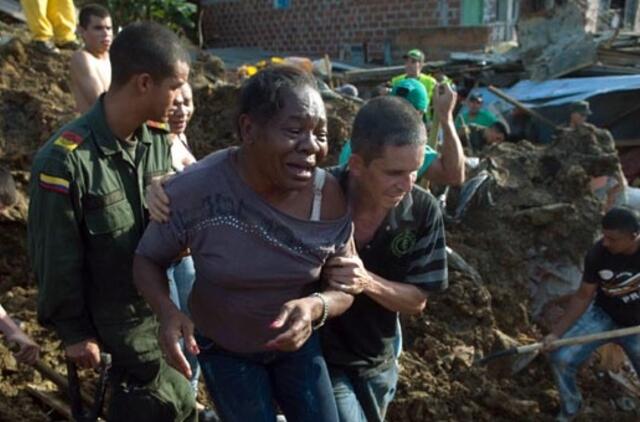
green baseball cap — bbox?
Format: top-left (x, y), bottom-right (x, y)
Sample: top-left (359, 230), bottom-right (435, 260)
top-left (391, 78), bottom-right (428, 112)
top-left (403, 48), bottom-right (425, 62)
top-left (570, 100), bottom-right (592, 116)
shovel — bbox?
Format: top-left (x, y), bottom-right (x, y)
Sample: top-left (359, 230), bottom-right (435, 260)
top-left (478, 324), bottom-right (640, 374)
top-left (67, 352), bottom-right (112, 422)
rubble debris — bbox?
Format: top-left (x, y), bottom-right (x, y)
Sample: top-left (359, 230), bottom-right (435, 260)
top-left (388, 124), bottom-right (634, 421)
top-left (0, 0), bottom-right (25, 22)
top-left (517, 1), bottom-right (598, 80)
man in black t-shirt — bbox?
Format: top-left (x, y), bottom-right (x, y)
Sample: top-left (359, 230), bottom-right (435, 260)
top-left (544, 207), bottom-right (640, 421)
top-left (321, 89), bottom-right (452, 422)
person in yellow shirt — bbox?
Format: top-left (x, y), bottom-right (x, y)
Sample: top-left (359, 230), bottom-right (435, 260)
top-left (20, 0), bottom-right (78, 54)
top-left (391, 49), bottom-right (437, 103)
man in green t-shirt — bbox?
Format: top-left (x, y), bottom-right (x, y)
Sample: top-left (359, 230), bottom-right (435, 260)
top-left (455, 92), bottom-right (498, 129)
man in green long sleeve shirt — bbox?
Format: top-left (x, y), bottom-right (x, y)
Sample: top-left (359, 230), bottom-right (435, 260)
top-left (28, 22), bottom-right (196, 421)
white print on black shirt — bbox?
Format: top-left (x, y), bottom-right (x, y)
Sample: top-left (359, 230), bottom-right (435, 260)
top-left (599, 270), bottom-right (640, 301)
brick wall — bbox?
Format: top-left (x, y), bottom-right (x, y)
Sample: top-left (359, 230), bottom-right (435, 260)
top-left (202, 0), bottom-right (462, 63)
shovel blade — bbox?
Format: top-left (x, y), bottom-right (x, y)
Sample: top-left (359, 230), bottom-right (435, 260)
top-left (511, 350), bottom-right (540, 374)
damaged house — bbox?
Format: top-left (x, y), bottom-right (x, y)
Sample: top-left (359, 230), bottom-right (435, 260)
top-left (201, 0), bottom-right (519, 64)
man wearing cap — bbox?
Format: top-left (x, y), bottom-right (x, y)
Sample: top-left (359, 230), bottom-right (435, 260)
top-left (569, 101), bottom-right (592, 129)
top-left (338, 78), bottom-right (465, 186)
top-left (390, 49), bottom-right (437, 103)
top-left (568, 100), bottom-right (640, 213)
top-left (465, 121), bottom-right (510, 153)
top-left (455, 93), bottom-right (498, 129)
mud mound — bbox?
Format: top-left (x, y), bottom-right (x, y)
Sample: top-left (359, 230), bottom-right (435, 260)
top-left (388, 125), bottom-right (638, 421)
top-left (0, 35), bottom-right (77, 170)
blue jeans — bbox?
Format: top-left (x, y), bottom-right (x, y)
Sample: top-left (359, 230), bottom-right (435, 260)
top-left (329, 362), bottom-right (399, 422)
top-left (167, 256), bottom-right (200, 395)
top-left (196, 332), bottom-right (338, 422)
top-left (550, 304), bottom-right (640, 417)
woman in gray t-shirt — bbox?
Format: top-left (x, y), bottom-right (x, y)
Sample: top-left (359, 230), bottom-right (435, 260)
top-left (135, 66), bottom-right (354, 422)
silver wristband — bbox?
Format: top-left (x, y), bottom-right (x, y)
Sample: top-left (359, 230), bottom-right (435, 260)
top-left (311, 292), bottom-right (328, 330)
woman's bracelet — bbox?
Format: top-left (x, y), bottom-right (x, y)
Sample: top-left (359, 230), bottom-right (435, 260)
top-left (311, 292), bottom-right (328, 330)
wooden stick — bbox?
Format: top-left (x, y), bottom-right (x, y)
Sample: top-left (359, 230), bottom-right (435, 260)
top-left (26, 387), bottom-right (72, 420)
top-left (33, 359), bottom-right (95, 406)
top-left (324, 54), bottom-right (333, 89)
top-left (603, 102), bottom-right (640, 129)
top-left (480, 323), bottom-right (640, 365)
top-left (487, 85), bottom-right (560, 131)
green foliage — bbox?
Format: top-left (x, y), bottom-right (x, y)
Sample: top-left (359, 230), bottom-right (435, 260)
top-left (105, 0), bottom-right (196, 35)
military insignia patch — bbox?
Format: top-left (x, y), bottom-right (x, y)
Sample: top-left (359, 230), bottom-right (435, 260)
top-left (390, 229), bottom-right (416, 257)
top-left (53, 131), bottom-right (84, 152)
top-left (39, 173), bottom-right (70, 194)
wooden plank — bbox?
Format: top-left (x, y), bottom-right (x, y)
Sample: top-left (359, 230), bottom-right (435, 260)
top-left (344, 60), bottom-right (456, 83)
top-left (26, 387), bottom-right (72, 421)
top-left (573, 65), bottom-right (640, 76)
top-left (487, 85), bottom-right (560, 130)
top-left (32, 359), bottom-right (95, 406)
top-left (615, 139), bottom-right (640, 148)
top-left (344, 65), bottom-right (405, 83)
top-left (597, 48), bottom-right (640, 66)
top-left (0, 0), bottom-right (25, 22)
top-left (604, 103), bottom-right (640, 129)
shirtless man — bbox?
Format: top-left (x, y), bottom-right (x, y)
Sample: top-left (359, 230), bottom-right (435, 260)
top-left (70, 4), bottom-right (112, 113)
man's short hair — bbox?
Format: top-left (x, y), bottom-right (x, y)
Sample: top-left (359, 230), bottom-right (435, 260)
top-left (490, 121), bottom-right (510, 138)
top-left (602, 207), bottom-right (640, 234)
top-left (79, 3), bottom-right (110, 28)
top-left (0, 167), bottom-right (16, 208)
top-left (109, 22), bottom-right (190, 88)
top-left (351, 96), bottom-right (426, 164)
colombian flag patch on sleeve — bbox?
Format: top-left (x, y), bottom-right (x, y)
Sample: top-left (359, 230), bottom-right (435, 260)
top-left (39, 173), bottom-right (70, 194)
top-left (53, 131), bottom-right (84, 152)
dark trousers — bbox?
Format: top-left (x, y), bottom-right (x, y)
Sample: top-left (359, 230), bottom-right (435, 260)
top-left (196, 332), bottom-right (338, 422)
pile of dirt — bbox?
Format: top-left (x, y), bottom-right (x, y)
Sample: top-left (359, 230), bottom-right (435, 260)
top-left (388, 125), bottom-right (638, 421)
top-left (1, 19), bottom-right (637, 421)
top-left (0, 26), bottom-right (77, 170)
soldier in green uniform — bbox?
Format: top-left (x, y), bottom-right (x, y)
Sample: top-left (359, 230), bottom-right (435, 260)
top-left (27, 22), bottom-right (197, 421)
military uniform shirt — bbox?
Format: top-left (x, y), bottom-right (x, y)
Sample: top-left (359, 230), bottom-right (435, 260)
top-left (28, 96), bottom-right (172, 364)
